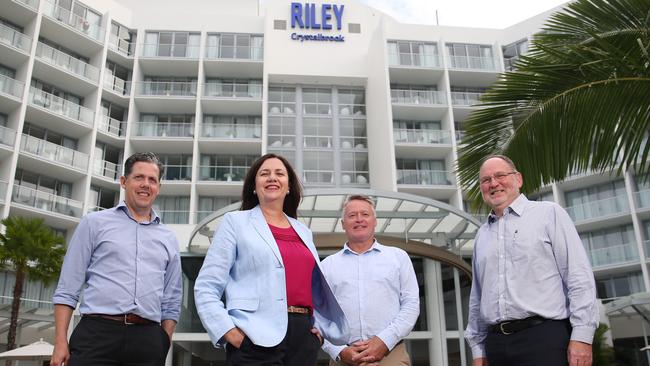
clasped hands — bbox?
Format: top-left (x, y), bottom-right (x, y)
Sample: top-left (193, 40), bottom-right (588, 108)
top-left (337, 336), bottom-right (388, 366)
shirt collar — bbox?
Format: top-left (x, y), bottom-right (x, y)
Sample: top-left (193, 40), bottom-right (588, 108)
top-left (116, 201), bottom-right (161, 224)
top-left (343, 239), bottom-right (381, 255)
top-left (487, 194), bottom-right (528, 224)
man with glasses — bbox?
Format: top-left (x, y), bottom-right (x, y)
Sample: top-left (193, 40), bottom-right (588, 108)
top-left (465, 155), bottom-right (598, 366)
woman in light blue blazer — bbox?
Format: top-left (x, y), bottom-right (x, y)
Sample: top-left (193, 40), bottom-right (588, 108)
top-left (194, 153), bottom-right (348, 366)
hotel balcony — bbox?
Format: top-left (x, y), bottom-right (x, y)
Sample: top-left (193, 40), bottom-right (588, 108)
top-left (20, 134), bottom-right (89, 172)
top-left (388, 51), bottom-right (440, 68)
top-left (303, 170), bottom-right (334, 185)
top-left (27, 87), bottom-right (95, 128)
top-left (0, 126), bottom-right (17, 152)
top-left (387, 51), bottom-right (443, 84)
top-left (198, 165), bottom-right (247, 182)
top-left (204, 45), bottom-right (264, 78)
top-left (565, 195), bottom-right (630, 222)
top-left (451, 92), bottom-right (482, 106)
top-left (34, 42), bottom-right (99, 93)
top-left (11, 184), bottom-right (83, 218)
top-left (0, 74), bottom-right (25, 106)
top-left (447, 56), bottom-right (496, 71)
top-left (133, 122), bottom-right (194, 138)
top-left (13, 0), bottom-right (40, 10)
top-left (92, 159), bottom-right (120, 181)
top-left (393, 129), bottom-right (452, 145)
top-left (141, 44), bottom-right (200, 59)
top-left (134, 81), bottom-right (197, 113)
top-left (103, 73), bottom-right (131, 97)
top-left (201, 123), bottom-right (261, 139)
top-left (157, 210), bottom-right (190, 225)
top-left (447, 56), bottom-right (500, 86)
top-left (202, 82), bottom-right (262, 114)
top-left (635, 189), bottom-right (650, 209)
top-left (108, 34), bottom-right (134, 58)
top-left (162, 165), bottom-right (192, 181)
top-left (455, 130), bottom-right (465, 144)
top-left (97, 116), bottom-right (127, 141)
top-left (391, 89), bottom-right (447, 120)
top-left (139, 44), bottom-right (200, 76)
top-left (41, 0), bottom-right (105, 43)
top-left (396, 169), bottom-right (454, 186)
top-left (588, 242), bottom-right (639, 268)
top-left (0, 22), bottom-right (31, 67)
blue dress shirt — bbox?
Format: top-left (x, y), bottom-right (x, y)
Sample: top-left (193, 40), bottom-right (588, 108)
top-left (53, 201), bottom-right (183, 323)
top-left (465, 194), bottom-right (598, 359)
top-left (321, 241), bottom-right (420, 360)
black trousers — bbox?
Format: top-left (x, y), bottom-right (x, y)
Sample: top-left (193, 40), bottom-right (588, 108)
top-left (486, 319), bottom-right (571, 366)
top-left (68, 316), bottom-right (171, 366)
top-left (226, 313), bottom-right (321, 366)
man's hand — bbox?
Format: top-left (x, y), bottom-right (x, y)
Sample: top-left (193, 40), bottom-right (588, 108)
top-left (473, 358), bottom-right (488, 366)
top-left (50, 340), bottom-right (69, 366)
top-left (161, 319), bottom-right (176, 343)
top-left (568, 340), bottom-right (592, 366)
top-left (351, 337), bottom-right (388, 364)
top-left (224, 327), bottom-right (246, 349)
top-left (311, 327), bottom-right (323, 345)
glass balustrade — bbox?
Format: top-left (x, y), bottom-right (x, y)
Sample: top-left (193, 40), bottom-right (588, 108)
top-left (565, 195), bottom-right (629, 221)
top-left (201, 123), bottom-right (261, 139)
top-left (203, 83), bottom-right (262, 98)
top-left (162, 165), bottom-right (192, 181)
top-left (42, 0), bottom-right (105, 41)
top-left (588, 242), bottom-right (639, 268)
top-left (205, 46), bottom-right (263, 60)
top-left (396, 169), bottom-right (452, 185)
top-left (0, 74), bottom-right (24, 99)
top-left (393, 129), bottom-right (452, 144)
top-left (0, 23), bottom-right (32, 52)
top-left (135, 81), bottom-right (197, 97)
top-left (198, 166), bottom-right (248, 182)
top-left (390, 89), bottom-right (446, 105)
top-left (20, 134), bottom-right (89, 170)
top-left (12, 183), bottom-right (83, 217)
top-left (134, 122), bottom-right (194, 138)
top-left (0, 126), bottom-right (16, 147)
top-left (451, 92), bottom-right (482, 106)
top-left (98, 116), bottom-right (127, 138)
top-left (140, 43), bottom-right (200, 58)
top-left (36, 42), bottom-right (100, 81)
top-left (93, 159), bottom-right (120, 180)
top-left (447, 55), bottom-right (496, 70)
top-left (103, 73), bottom-right (130, 96)
top-left (28, 87), bottom-right (94, 125)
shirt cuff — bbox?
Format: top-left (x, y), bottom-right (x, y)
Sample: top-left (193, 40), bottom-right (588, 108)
top-left (570, 325), bottom-right (595, 344)
top-left (52, 296), bottom-right (78, 309)
top-left (323, 343), bottom-right (346, 361)
top-left (471, 343), bottom-right (486, 359)
top-left (376, 330), bottom-right (398, 351)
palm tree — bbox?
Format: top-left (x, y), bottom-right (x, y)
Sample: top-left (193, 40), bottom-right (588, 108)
top-left (457, 0), bottom-right (650, 205)
top-left (0, 216), bottom-right (65, 358)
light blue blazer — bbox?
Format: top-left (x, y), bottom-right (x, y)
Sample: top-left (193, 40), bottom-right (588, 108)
top-left (194, 205), bottom-right (349, 347)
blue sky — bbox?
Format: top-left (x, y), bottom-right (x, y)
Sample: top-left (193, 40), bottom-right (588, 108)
top-left (357, 0), bottom-right (568, 28)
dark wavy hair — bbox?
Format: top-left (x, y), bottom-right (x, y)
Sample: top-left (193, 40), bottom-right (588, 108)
top-left (241, 153), bottom-right (302, 218)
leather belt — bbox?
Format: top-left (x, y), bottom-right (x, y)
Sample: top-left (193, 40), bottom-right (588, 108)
top-left (488, 316), bottom-right (548, 335)
top-left (86, 313), bottom-right (157, 325)
top-left (287, 306), bottom-right (311, 314)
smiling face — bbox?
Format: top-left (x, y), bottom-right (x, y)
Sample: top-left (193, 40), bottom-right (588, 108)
top-left (479, 157), bottom-right (523, 216)
top-left (120, 161), bottom-right (160, 220)
top-left (341, 199), bottom-right (377, 248)
top-left (254, 158), bottom-right (290, 207)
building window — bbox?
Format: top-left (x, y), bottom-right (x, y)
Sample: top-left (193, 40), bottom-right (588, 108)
top-left (197, 196), bottom-right (238, 222)
top-left (204, 79), bottom-right (262, 98)
top-left (393, 120), bottom-right (446, 144)
top-left (158, 154), bottom-right (193, 181)
top-left (198, 155), bottom-right (258, 182)
top-left (89, 185), bottom-right (118, 211)
top-left (202, 115), bottom-right (261, 139)
top-left (596, 271), bottom-right (644, 300)
top-left (396, 159), bottom-right (449, 185)
top-left (580, 225), bottom-right (638, 268)
top-left (109, 21), bottom-right (135, 55)
top-left (446, 43), bottom-right (494, 69)
top-left (206, 33), bottom-right (263, 60)
top-left (143, 31), bottom-right (200, 58)
top-left (138, 114), bottom-right (194, 137)
top-left (387, 40), bottom-right (438, 67)
top-left (302, 88), bottom-right (332, 115)
top-left (564, 180), bottom-right (629, 221)
top-left (502, 38), bottom-right (529, 71)
top-left (153, 196), bottom-right (190, 224)
top-left (269, 86), bottom-right (296, 115)
top-left (338, 89), bottom-right (365, 116)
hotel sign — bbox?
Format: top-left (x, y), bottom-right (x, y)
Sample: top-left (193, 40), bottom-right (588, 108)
top-left (290, 2), bottom-right (345, 42)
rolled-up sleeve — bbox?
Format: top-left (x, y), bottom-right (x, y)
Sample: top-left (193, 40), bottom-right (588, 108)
top-left (465, 230), bottom-right (488, 359)
top-left (161, 235), bottom-right (182, 322)
top-left (52, 216), bottom-right (94, 308)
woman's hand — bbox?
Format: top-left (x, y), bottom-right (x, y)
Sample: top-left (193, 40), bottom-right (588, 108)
top-left (311, 327), bottom-right (324, 345)
top-left (224, 327), bottom-right (246, 349)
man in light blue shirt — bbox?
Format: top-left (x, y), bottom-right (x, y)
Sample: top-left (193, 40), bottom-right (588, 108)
top-left (51, 152), bottom-right (182, 366)
top-left (465, 155), bottom-right (598, 366)
top-left (322, 194), bottom-right (419, 365)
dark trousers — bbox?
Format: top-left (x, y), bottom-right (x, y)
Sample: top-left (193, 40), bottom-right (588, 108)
top-left (68, 316), bottom-right (171, 366)
top-left (486, 319), bottom-right (571, 366)
top-left (226, 313), bottom-right (321, 366)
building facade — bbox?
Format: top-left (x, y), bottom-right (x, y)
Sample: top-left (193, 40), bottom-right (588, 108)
top-left (0, 0), bottom-right (648, 364)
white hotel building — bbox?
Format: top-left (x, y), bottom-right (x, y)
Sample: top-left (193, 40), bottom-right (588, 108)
top-left (0, 0), bottom-right (649, 364)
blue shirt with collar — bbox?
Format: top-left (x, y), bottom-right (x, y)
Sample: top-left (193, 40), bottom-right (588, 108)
top-left (465, 194), bottom-right (598, 359)
top-left (53, 201), bottom-right (182, 323)
top-left (321, 240), bottom-right (420, 360)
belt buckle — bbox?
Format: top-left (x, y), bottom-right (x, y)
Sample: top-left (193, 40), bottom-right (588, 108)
top-left (124, 314), bottom-right (134, 325)
top-left (499, 321), bottom-right (513, 335)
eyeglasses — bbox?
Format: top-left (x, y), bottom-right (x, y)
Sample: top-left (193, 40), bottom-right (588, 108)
top-left (479, 171), bottom-right (518, 185)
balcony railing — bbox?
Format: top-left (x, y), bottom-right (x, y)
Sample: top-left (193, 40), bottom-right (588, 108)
top-left (20, 134), bottom-right (89, 170)
top-left (134, 122), bottom-right (194, 138)
top-left (565, 195), bottom-right (629, 222)
top-left (451, 92), bottom-right (483, 106)
top-left (141, 43), bottom-right (200, 59)
top-left (13, 0), bottom-right (40, 10)
top-left (635, 189), bottom-right (650, 209)
top-left (108, 34), bottom-right (133, 56)
top-left (0, 74), bottom-right (25, 99)
top-left (42, 1), bottom-right (105, 42)
top-left (12, 184), bottom-right (83, 218)
top-left (447, 55), bottom-right (496, 70)
top-left (393, 129), bottom-right (452, 144)
top-left (588, 242), bottom-right (639, 268)
top-left (203, 83), bottom-right (262, 98)
top-left (162, 165), bottom-right (192, 181)
top-left (0, 181), bottom-right (7, 202)
top-left (396, 169), bottom-right (453, 185)
top-left (135, 81), bottom-right (197, 97)
top-left (103, 73), bottom-right (130, 96)
top-left (28, 87), bottom-right (95, 125)
top-left (0, 126), bottom-right (17, 148)
top-left (93, 159), bottom-right (120, 180)
top-left (388, 51), bottom-right (440, 68)
top-left (303, 170), bottom-right (334, 184)
top-left (201, 123), bottom-right (261, 139)
top-left (36, 42), bottom-right (100, 82)
top-left (199, 166), bottom-right (247, 182)
top-left (205, 46), bottom-right (263, 60)
top-left (0, 22), bottom-right (32, 52)
top-left (98, 116), bottom-right (127, 138)
top-left (157, 210), bottom-right (190, 224)
top-left (390, 89), bottom-right (446, 105)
